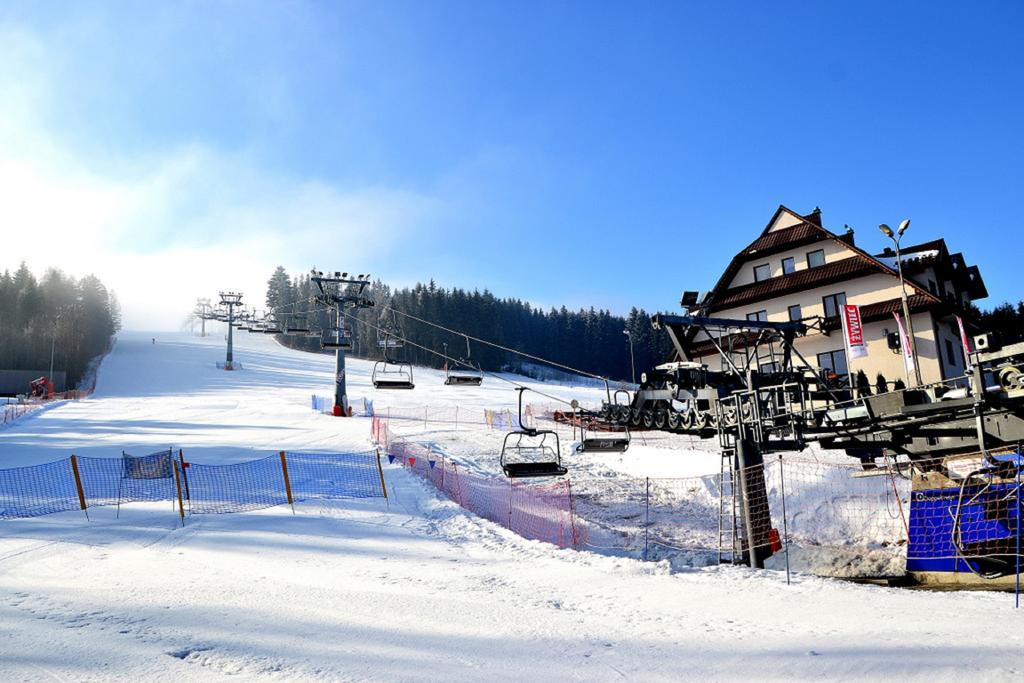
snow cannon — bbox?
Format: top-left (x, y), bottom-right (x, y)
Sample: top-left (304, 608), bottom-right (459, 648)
top-left (28, 376), bottom-right (53, 399)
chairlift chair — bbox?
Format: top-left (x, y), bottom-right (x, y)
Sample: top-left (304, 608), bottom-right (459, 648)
top-left (286, 313), bottom-right (311, 334)
top-left (372, 357), bottom-right (415, 390)
top-left (322, 325), bottom-right (354, 351)
top-left (500, 388), bottom-right (567, 478)
top-left (576, 390), bottom-right (631, 453)
top-left (576, 421), bottom-right (631, 454)
top-left (444, 335), bottom-right (484, 386)
top-left (446, 362), bottom-right (484, 386)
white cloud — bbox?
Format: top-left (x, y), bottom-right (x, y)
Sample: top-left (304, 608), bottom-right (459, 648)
top-left (0, 26), bottom-right (445, 330)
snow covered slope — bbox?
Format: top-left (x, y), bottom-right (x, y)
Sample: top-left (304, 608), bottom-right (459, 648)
top-left (2, 330), bottom-right (1023, 681)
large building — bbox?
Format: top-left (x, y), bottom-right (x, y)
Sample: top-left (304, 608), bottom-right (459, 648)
top-left (691, 205), bottom-right (987, 389)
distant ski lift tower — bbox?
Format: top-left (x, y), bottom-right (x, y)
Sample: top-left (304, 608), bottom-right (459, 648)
top-left (310, 270), bottom-right (375, 416)
top-left (218, 292), bottom-right (244, 370)
top-left (195, 297), bottom-right (213, 337)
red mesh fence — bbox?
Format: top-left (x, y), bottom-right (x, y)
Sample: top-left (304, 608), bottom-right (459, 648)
top-left (370, 415), bottom-right (916, 577)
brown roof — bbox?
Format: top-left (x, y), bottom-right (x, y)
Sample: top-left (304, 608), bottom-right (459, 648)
top-left (703, 204), bottom-right (943, 315)
top-left (709, 257), bottom-right (877, 312)
top-left (743, 222), bottom-right (825, 257)
top-left (820, 294), bottom-right (939, 331)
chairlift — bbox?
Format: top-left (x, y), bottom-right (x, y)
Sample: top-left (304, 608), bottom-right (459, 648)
top-left (322, 325), bottom-right (354, 350)
top-left (372, 356), bottom-right (415, 390)
top-left (263, 319), bottom-right (283, 334)
top-left (445, 335), bottom-right (483, 386)
top-left (500, 388), bottom-right (567, 478)
top-left (576, 384), bottom-right (631, 453)
top-left (376, 306), bottom-right (405, 349)
top-left (286, 313), bottom-right (311, 334)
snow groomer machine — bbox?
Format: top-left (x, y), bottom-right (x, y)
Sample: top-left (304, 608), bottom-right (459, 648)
top-left (599, 309), bottom-right (1024, 588)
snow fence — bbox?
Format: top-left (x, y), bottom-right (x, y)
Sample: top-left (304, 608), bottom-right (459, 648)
top-left (371, 415), bottom-right (912, 578)
top-left (0, 449), bottom-right (387, 521)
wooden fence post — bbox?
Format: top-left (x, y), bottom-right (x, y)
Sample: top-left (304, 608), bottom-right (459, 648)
top-left (178, 449), bottom-right (190, 501)
top-left (173, 461), bottom-right (186, 526)
top-left (69, 454), bottom-right (88, 518)
top-left (375, 449), bottom-right (389, 502)
top-left (279, 451), bottom-right (295, 513)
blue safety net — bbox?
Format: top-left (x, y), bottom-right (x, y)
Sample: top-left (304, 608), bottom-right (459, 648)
top-left (0, 458), bottom-right (81, 519)
top-left (186, 454), bottom-right (288, 514)
top-left (285, 451), bottom-right (385, 501)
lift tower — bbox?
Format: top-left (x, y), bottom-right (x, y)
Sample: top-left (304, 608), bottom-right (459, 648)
top-left (218, 292), bottom-right (244, 370)
top-left (195, 298), bottom-right (212, 337)
top-left (311, 271), bottom-right (374, 416)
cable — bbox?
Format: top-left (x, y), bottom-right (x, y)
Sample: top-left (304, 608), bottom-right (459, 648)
top-left (385, 305), bottom-right (606, 382)
top-left (338, 308), bottom-right (576, 407)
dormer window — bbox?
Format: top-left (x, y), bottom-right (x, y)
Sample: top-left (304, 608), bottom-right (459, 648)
top-left (753, 264), bottom-right (771, 282)
top-left (807, 249), bottom-right (825, 269)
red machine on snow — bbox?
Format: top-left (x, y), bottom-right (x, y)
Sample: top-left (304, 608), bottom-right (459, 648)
top-left (28, 376), bottom-right (53, 399)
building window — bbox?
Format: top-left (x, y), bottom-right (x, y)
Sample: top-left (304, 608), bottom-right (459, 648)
top-left (822, 292), bottom-right (847, 318)
top-left (817, 349), bottom-right (849, 386)
top-left (788, 304), bottom-right (802, 321)
top-left (782, 257), bottom-right (796, 275)
top-left (753, 264), bottom-right (771, 282)
top-left (806, 249), bottom-right (825, 269)
top-left (945, 338), bottom-right (957, 367)
top-left (747, 310), bottom-right (768, 322)
top-left (760, 361), bottom-right (778, 374)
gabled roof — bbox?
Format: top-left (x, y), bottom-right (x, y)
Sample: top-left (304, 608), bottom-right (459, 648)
top-left (704, 204), bottom-right (942, 314)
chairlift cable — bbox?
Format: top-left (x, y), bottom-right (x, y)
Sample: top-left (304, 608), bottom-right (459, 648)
top-left (339, 309), bottom-right (573, 405)
top-left (386, 307), bottom-right (610, 383)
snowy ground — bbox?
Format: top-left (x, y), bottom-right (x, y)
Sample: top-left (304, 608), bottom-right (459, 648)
top-left (3, 329), bottom-right (1024, 681)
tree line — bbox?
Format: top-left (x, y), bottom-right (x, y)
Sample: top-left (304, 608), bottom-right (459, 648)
top-left (0, 263), bottom-right (121, 389)
top-left (257, 266), bottom-right (1024, 384)
top-left (259, 266), bottom-right (674, 383)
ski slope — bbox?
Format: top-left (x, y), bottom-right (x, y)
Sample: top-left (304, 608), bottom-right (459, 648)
top-left (2, 330), bottom-right (1024, 681)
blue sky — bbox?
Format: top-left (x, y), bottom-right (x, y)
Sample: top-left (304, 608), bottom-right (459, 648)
top-left (1, 2), bottom-right (1021, 328)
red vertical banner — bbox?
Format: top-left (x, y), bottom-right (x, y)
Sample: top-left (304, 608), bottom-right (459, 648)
top-left (955, 315), bottom-right (972, 366)
top-left (893, 312), bottom-right (916, 375)
top-left (842, 304), bottom-right (868, 359)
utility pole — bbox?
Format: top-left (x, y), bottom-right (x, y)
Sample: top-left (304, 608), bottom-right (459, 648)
top-left (218, 292), bottom-right (243, 370)
top-left (311, 270), bottom-right (374, 416)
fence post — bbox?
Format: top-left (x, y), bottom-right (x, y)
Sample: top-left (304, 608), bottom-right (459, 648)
top-left (644, 477), bottom-right (650, 561)
top-left (455, 405), bottom-right (459, 431)
top-left (279, 451), bottom-right (295, 513)
top-left (567, 478), bottom-right (580, 548)
top-left (508, 479), bottom-right (514, 530)
top-left (173, 461), bottom-right (186, 527)
top-left (1016, 443), bottom-right (1020, 609)
top-left (375, 449), bottom-right (389, 503)
top-left (178, 449), bottom-right (190, 501)
top-left (69, 454), bottom-right (89, 518)
top-left (424, 406), bottom-right (428, 430)
top-left (778, 454), bottom-right (791, 586)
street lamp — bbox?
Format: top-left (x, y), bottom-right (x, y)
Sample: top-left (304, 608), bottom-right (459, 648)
top-left (879, 219), bottom-right (923, 386)
top-left (623, 329), bottom-right (636, 385)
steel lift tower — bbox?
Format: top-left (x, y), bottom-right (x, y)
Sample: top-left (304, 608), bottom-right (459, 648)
top-left (195, 298), bottom-right (212, 337)
top-left (311, 271), bottom-right (374, 416)
top-left (218, 292), bottom-right (244, 370)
